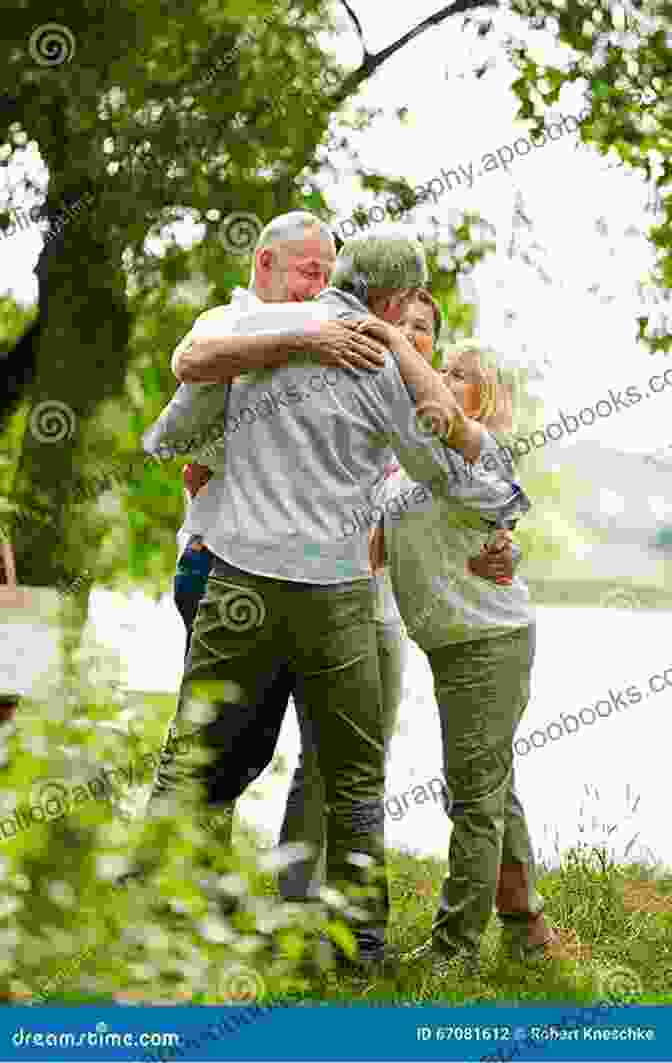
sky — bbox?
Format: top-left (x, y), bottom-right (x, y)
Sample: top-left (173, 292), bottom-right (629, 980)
top-left (1, 1), bottom-right (669, 458)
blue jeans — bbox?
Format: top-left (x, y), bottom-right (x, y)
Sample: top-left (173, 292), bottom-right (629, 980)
top-left (174, 538), bottom-right (215, 656)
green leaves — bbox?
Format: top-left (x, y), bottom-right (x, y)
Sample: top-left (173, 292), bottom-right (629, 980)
top-left (508, 0), bottom-right (672, 354)
top-left (325, 919), bottom-right (357, 959)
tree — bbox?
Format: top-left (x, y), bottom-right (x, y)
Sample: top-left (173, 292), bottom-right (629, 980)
top-left (0, 0), bottom-right (501, 598)
top-left (2, 0), bottom-right (669, 605)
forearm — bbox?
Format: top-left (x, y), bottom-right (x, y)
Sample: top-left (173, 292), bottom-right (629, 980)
top-left (389, 334), bottom-right (483, 462)
top-left (173, 330), bottom-right (311, 383)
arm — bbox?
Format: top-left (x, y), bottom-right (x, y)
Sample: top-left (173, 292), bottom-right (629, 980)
top-left (353, 319), bottom-right (482, 463)
top-left (371, 467), bottom-right (523, 584)
top-left (146, 302), bottom-right (384, 460)
top-left (361, 359), bottom-right (530, 522)
top-left (173, 304), bottom-right (387, 383)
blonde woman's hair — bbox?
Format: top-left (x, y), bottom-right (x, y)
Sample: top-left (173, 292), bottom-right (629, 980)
top-left (444, 340), bottom-right (521, 434)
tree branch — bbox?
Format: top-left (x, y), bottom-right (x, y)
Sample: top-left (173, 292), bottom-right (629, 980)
top-left (335, 0), bottom-right (499, 97)
top-left (338, 0), bottom-right (369, 55)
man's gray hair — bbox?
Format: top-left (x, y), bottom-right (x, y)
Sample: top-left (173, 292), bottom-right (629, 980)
top-left (331, 232), bottom-right (428, 306)
top-left (249, 211), bottom-right (334, 283)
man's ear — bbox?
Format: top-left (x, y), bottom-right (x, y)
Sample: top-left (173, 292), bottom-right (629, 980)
top-left (256, 247), bottom-right (274, 276)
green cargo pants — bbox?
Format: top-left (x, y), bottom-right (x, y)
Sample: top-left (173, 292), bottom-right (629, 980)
top-left (427, 624), bottom-right (544, 955)
top-left (278, 618), bottom-right (407, 899)
top-left (147, 557), bottom-right (389, 960)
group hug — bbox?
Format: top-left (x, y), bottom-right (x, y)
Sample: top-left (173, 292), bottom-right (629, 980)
top-left (134, 211), bottom-right (556, 979)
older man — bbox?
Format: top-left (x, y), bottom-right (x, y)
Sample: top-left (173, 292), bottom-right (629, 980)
top-left (148, 214), bottom-right (387, 858)
top-left (169, 212), bottom-right (385, 653)
top-left (143, 228), bottom-right (529, 974)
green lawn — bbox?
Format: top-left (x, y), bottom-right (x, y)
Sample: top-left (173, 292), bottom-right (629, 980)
top-left (12, 690), bottom-right (671, 1007)
top-left (102, 691), bottom-right (672, 1006)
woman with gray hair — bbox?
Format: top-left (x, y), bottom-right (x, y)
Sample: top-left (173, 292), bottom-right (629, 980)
top-left (277, 292), bottom-right (519, 902)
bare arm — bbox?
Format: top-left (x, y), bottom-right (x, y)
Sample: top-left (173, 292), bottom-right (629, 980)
top-left (173, 329), bottom-right (309, 382)
top-left (354, 319), bottom-right (483, 463)
top-left (173, 316), bottom-right (387, 383)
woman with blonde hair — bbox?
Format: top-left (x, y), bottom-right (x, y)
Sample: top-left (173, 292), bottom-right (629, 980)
top-left (359, 316), bottom-right (555, 972)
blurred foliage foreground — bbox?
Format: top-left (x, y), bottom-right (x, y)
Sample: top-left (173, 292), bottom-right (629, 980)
top-left (1, 627), bottom-right (671, 1013)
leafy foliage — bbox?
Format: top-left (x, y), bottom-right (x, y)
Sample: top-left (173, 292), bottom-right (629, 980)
top-left (506, 0), bottom-right (672, 351)
top-left (0, 635), bottom-right (355, 1003)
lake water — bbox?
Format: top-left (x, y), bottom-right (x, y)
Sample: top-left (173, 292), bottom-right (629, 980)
top-left (80, 594), bottom-right (672, 872)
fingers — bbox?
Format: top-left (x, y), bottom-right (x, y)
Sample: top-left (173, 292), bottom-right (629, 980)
top-left (483, 559), bottom-right (514, 581)
top-left (348, 317), bottom-right (378, 332)
top-left (350, 318), bottom-right (389, 344)
top-left (349, 332), bottom-right (387, 361)
top-left (468, 552), bottom-right (514, 583)
top-left (339, 335), bottom-right (387, 370)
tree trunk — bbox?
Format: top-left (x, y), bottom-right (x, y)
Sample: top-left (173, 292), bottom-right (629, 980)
top-left (10, 211), bottom-right (130, 589)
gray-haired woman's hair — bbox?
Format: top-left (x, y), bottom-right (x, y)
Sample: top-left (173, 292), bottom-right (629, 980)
top-left (249, 211), bottom-right (334, 282)
top-left (330, 233), bottom-right (428, 305)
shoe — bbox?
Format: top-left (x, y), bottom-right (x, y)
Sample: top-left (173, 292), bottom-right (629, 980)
top-left (496, 861), bottom-right (557, 959)
top-left (499, 912), bottom-right (557, 960)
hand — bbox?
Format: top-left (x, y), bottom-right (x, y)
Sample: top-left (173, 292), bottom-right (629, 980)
top-left (468, 530), bottom-right (514, 585)
top-left (352, 317), bottom-right (399, 348)
top-left (299, 319), bottom-right (387, 372)
top-left (183, 462), bottom-right (212, 498)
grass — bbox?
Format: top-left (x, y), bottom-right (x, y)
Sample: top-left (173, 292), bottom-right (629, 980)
top-left (112, 692), bottom-right (672, 1006)
top-left (16, 689), bottom-right (670, 1008)
top-left (273, 847), bottom-right (672, 1006)
top-left (93, 846), bottom-right (672, 1008)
